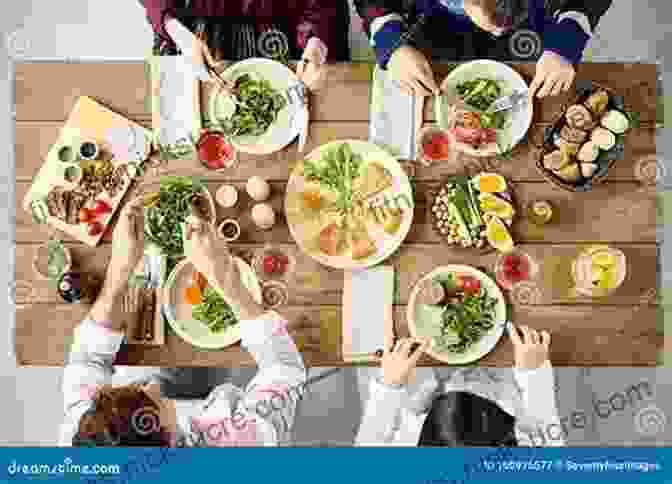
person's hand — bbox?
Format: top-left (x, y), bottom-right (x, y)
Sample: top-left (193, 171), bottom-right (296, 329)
top-left (387, 46), bottom-right (440, 97)
top-left (529, 51), bottom-right (575, 98)
top-left (297, 37), bottom-right (329, 91)
top-left (509, 323), bottom-right (551, 369)
top-left (107, 198), bottom-right (144, 290)
top-left (381, 337), bottom-right (431, 386)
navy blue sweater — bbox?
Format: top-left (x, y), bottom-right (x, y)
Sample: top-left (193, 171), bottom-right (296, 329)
top-left (355, 0), bottom-right (612, 68)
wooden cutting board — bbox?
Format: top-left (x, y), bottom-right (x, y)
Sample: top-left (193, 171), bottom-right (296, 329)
top-left (22, 96), bottom-right (151, 246)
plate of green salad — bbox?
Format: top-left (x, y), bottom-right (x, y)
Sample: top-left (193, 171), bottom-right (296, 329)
top-left (407, 264), bottom-right (506, 364)
top-left (162, 258), bottom-right (263, 349)
top-left (208, 58), bottom-right (305, 155)
top-left (436, 60), bottom-right (533, 157)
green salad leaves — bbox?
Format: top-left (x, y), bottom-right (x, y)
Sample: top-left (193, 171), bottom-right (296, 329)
top-left (302, 143), bottom-right (363, 211)
top-left (220, 74), bottom-right (287, 137)
top-left (192, 287), bottom-right (238, 333)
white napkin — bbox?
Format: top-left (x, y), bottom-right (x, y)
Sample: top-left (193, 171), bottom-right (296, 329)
top-left (152, 55), bottom-right (199, 147)
top-left (342, 266), bottom-right (395, 361)
top-left (369, 66), bottom-right (418, 160)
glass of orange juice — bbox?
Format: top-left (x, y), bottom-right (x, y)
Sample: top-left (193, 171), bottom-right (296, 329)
top-left (571, 245), bottom-right (627, 297)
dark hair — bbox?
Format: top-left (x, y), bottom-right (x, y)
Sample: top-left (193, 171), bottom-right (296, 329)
top-left (72, 384), bottom-right (171, 447)
top-left (418, 392), bottom-right (518, 447)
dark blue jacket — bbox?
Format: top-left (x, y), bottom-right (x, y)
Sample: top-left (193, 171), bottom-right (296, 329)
top-left (355, 0), bottom-right (612, 68)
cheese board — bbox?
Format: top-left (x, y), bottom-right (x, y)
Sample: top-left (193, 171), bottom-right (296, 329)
top-left (22, 96), bottom-right (151, 246)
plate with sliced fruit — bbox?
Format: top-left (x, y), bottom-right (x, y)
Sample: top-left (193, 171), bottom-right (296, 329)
top-left (430, 172), bottom-right (516, 253)
top-left (285, 140), bottom-right (414, 269)
top-left (407, 265), bottom-right (507, 364)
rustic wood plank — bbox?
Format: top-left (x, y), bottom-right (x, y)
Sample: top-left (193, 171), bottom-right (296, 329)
top-left (15, 63), bottom-right (657, 122)
top-left (14, 62), bottom-right (151, 121)
top-left (16, 180), bottom-right (658, 245)
top-left (14, 243), bottom-right (658, 306)
top-left (14, 304), bottom-right (660, 366)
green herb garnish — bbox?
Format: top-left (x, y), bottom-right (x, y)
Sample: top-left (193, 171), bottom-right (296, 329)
top-left (302, 143), bottom-right (363, 211)
top-left (435, 291), bottom-right (498, 353)
top-left (192, 287), bottom-right (238, 333)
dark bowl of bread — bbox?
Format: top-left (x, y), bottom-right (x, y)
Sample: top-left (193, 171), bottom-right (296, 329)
top-left (536, 81), bottom-right (632, 192)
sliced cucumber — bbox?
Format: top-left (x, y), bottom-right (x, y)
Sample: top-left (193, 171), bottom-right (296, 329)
top-left (447, 202), bottom-right (473, 242)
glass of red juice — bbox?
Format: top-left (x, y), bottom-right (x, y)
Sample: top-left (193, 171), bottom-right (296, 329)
top-left (417, 127), bottom-right (452, 165)
top-left (494, 248), bottom-right (539, 290)
top-left (197, 130), bottom-right (237, 171)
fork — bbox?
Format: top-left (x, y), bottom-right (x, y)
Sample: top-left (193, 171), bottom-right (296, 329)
top-left (489, 90), bottom-right (528, 113)
top-left (285, 82), bottom-right (309, 152)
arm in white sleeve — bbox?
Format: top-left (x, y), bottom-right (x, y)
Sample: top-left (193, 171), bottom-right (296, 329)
top-left (355, 376), bottom-right (406, 445)
top-left (58, 319), bottom-right (124, 446)
top-left (513, 361), bottom-right (566, 447)
top-left (238, 311), bottom-right (307, 445)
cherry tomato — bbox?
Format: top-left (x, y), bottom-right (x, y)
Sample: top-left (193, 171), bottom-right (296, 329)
top-left (88, 222), bottom-right (104, 237)
top-left (263, 255), bottom-right (277, 274)
top-left (79, 208), bottom-right (95, 223)
top-left (94, 200), bottom-right (112, 215)
top-left (462, 277), bottom-right (481, 295)
top-left (275, 254), bottom-right (289, 274)
top-left (454, 274), bottom-right (466, 290)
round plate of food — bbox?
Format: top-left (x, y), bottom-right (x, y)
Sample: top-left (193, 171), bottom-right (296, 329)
top-left (208, 58), bottom-right (306, 155)
top-left (285, 140), bottom-right (414, 270)
top-left (162, 258), bottom-right (263, 349)
top-left (430, 172), bottom-right (516, 253)
top-left (407, 265), bottom-right (506, 364)
top-left (435, 60), bottom-right (533, 157)
top-left (138, 176), bottom-right (216, 257)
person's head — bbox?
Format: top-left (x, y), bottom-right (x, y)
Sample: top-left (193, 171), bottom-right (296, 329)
top-left (72, 382), bottom-right (177, 447)
top-left (418, 391), bottom-right (517, 446)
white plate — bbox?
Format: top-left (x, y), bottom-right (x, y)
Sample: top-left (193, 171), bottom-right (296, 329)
top-left (285, 140), bottom-right (414, 270)
top-left (435, 60), bottom-right (533, 157)
top-left (209, 58), bottom-right (305, 155)
top-left (407, 265), bottom-right (506, 364)
top-left (162, 258), bottom-right (262, 349)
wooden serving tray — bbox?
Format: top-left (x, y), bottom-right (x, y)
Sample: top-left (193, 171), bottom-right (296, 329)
top-left (22, 96), bottom-right (151, 246)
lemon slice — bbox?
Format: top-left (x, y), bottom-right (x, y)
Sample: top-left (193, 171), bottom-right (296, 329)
top-left (479, 193), bottom-right (514, 219)
top-left (591, 251), bottom-right (616, 269)
top-left (474, 173), bottom-right (507, 193)
top-left (486, 216), bottom-right (514, 253)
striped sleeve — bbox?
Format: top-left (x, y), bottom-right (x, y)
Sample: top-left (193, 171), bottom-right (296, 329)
top-left (353, 0), bottom-right (408, 68)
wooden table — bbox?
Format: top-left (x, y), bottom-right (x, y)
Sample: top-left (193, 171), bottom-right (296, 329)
top-left (14, 62), bottom-right (663, 367)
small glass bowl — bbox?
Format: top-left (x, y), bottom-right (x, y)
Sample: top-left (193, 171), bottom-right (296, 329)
top-left (217, 218), bottom-right (241, 243)
top-left (251, 245), bottom-right (296, 284)
top-left (493, 248), bottom-right (539, 291)
top-left (416, 126), bottom-right (453, 166)
top-left (197, 131), bottom-right (238, 172)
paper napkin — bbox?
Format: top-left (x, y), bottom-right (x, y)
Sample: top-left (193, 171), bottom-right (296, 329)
top-left (342, 266), bottom-right (395, 362)
top-left (369, 66), bottom-right (419, 160)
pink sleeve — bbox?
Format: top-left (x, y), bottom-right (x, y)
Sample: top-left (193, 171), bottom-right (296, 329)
top-left (296, 0), bottom-right (339, 60)
top-left (139, 0), bottom-right (179, 41)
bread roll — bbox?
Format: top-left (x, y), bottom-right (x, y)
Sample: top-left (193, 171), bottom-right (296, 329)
top-left (566, 104), bottom-right (594, 130)
top-left (590, 127), bottom-right (616, 150)
top-left (543, 150), bottom-right (566, 171)
top-left (560, 125), bottom-right (589, 144)
top-left (577, 141), bottom-right (600, 162)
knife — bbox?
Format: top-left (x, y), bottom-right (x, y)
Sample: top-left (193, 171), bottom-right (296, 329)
top-left (297, 106), bottom-right (309, 153)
